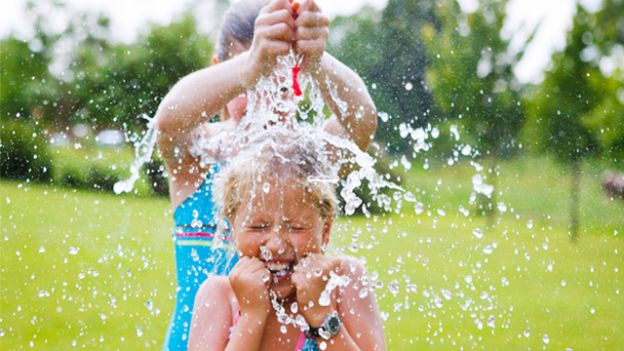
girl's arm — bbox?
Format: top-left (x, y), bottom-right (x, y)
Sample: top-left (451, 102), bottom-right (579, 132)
top-left (330, 257), bottom-right (386, 351)
top-left (155, 0), bottom-right (296, 157)
top-left (317, 53), bottom-right (378, 151)
top-left (189, 257), bottom-right (272, 351)
top-left (188, 277), bottom-right (234, 351)
top-left (154, 52), bottom-right (253, 152)
top-left (294, 0), bottom-right (377, 151)
top-left (291, 255), bottom-right (386, 351)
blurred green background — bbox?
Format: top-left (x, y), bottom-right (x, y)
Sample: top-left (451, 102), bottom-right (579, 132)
top-left (1, 0), bottom-right (623, 349)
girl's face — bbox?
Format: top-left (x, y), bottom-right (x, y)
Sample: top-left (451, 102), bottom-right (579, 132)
top-left (231, 176), bottom-right (332, 299)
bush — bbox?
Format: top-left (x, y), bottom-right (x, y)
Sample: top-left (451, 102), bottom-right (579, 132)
top-left (0, 121), bottom-right (53, 182)
top-left (57, 164), bottom-right (121, 192)
top-left (58, 166), bottom-right (86, 188)
top-left (144, 158), bottom-right (169, 196)
top-left (86, 166), bottom-right (121, 192)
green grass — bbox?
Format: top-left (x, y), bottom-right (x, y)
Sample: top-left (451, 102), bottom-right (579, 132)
top-left (1, 156), bottom-right (623, 350)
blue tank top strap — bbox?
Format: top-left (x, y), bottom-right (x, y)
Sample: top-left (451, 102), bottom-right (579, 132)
top-left (173, 165), bottom-right (220, 231)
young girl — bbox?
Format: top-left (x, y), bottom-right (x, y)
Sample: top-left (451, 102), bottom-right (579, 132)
top-left (154, 0), bottom-right (377, 349)
top-left (188, 133), bottom-right (386, 351)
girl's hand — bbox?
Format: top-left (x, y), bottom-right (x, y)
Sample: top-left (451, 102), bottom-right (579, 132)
top-left (291, 254), bottom-right (340, 327)
top-left (294, 0), bottom-right (329, 74)
top-left (229, 256), bottom-right (271, 317)
top-left (247, 0), bottom-right (296, 81)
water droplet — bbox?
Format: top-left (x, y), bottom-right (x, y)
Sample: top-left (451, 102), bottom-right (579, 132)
top-left (280, 325), bottom-right (287, 334)
top-left (542, 334), bottom-right (550, 344)
top-left (136, 327), bottom-right (143, 337)
top-left (487, 315), bottom-right (495, 328)
top-left (260, 246), bottom-right (272, 261)
top-left (472, 228), bottom-right (484, 239)
top-left (523, 327), bottom-right (531, 337)
top-left (69, 247), bottom-right (79, 255)
top-left (461, 144), bottom-right (472, 156)
top-left (483, 244), bottom-right (494, 255)
top-left (404, 82), bottom-right (413, 91)
top-left (263, 182), bottom-right (270, 194)
top-left (414, 202), bottom-right (424, 214)
top-left (319, 341), bottom-right (327, 350)
top-left (358, 287), bottom-right (369, 299)
top-left (497, 202), bottom-right (507, 213)
top-left (527, 219), bottom-right (534, 229)
top-left (388, 280), bottom-right (400, 296)
top-left (474, 318), bottom-right (483, 329)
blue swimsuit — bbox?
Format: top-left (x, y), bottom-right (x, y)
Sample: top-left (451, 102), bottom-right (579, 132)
top-left (163, 166), bottom-right (238, 350)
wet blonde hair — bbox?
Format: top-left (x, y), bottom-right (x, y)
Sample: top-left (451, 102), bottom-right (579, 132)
top-left (216, 130), bottom-right (338, 222)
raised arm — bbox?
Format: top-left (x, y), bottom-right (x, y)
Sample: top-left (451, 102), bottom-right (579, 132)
top-left (154, 0), bottom-right (297, 156)
top-left (294, 0), bottom-right (377, 151)
top-left (316, 53), bottom-right (378, 151)
top-left (154, 52), bottom-right (252, 147)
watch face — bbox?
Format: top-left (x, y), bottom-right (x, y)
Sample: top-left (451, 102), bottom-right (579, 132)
top-left (328, 316), bottom-right (340, 333)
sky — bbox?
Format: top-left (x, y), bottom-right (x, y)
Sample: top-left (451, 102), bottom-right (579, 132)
top-left (0, 0), bottom-right (600, 83)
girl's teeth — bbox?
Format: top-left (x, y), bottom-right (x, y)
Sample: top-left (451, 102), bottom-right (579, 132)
top-left (266, 262), bottom-right (291, 271)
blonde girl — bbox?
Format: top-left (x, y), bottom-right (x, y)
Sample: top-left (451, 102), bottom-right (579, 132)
top-left (188, 133), bottom-right (386, 351)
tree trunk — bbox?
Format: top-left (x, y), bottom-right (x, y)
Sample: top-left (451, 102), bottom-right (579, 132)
top-left (569, 160), bottom-right (581, 241)
top-left (486, 156), bottom-right (498, 228)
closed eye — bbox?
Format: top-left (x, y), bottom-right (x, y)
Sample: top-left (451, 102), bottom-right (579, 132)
top-left (246, 223), bottom-right (270, 231)
top-left (288, 224), bottom-right (311, 232)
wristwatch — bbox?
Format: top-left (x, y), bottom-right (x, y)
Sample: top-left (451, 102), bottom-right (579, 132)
top-left (305, 311), bottom-right (342, 340)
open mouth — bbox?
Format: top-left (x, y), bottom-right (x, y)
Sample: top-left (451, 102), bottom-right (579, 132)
top-left (265, 261), bottom-right (294, 284)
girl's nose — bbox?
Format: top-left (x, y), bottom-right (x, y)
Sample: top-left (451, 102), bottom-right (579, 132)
top-left (265, 229), bottom-right (289, 255)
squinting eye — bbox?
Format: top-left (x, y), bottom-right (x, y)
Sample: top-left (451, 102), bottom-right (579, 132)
top-left (247, 223), bottom-right (270, 231)
top-left (279, 86), bottom-right (289, 93)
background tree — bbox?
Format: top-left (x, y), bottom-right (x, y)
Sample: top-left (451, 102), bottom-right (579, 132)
top-left (524, 4), bottom-right (608, 240)
top-left (328, 1), bottom-right (438, 153)
top-left (581, 0), bottom-right (624, 168)
top-left (421, 0), bottom-right (525, 221)
top-left (0, 37), bottom-right (54, 121)
top-left (69, 13), bottom-right (213, 131)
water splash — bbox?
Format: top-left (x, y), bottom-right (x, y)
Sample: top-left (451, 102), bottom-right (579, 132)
top-left (113, 114), bottom-right (157, 194)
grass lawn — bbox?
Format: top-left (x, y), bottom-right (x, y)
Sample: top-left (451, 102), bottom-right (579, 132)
top-left (1, 157), bottom-right (623, 350)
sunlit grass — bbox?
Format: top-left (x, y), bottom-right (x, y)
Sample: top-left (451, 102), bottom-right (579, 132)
top-left (1, 156), bottom-right (622, 350)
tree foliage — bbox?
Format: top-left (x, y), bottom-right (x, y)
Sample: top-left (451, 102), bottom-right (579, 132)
top-left (68, 13), bottom-right (213, 131)
top-left (422, 0), bottom-right (524, 159)
top-left (328, 1), bottom-right (438, 153)
top-left (0, 38), bottom-right (56, 121)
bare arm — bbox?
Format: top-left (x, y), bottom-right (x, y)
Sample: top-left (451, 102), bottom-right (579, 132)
top-left (294, 0), bottom-right (377, 151)
top-left (188, 277), bottom-right (234, 351)
top-left (324, 257), bottom-right (386, 351)
top-left (155, 0), bottom-right (296, 155)
top-left (317, 53), bottom-right (378, 151)
top-left (291, 255), bottom-right (386, 351)
top-left (188, 277), bottom-right (270, 351)
top-left (154, 52), bottom-right (253, 154)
